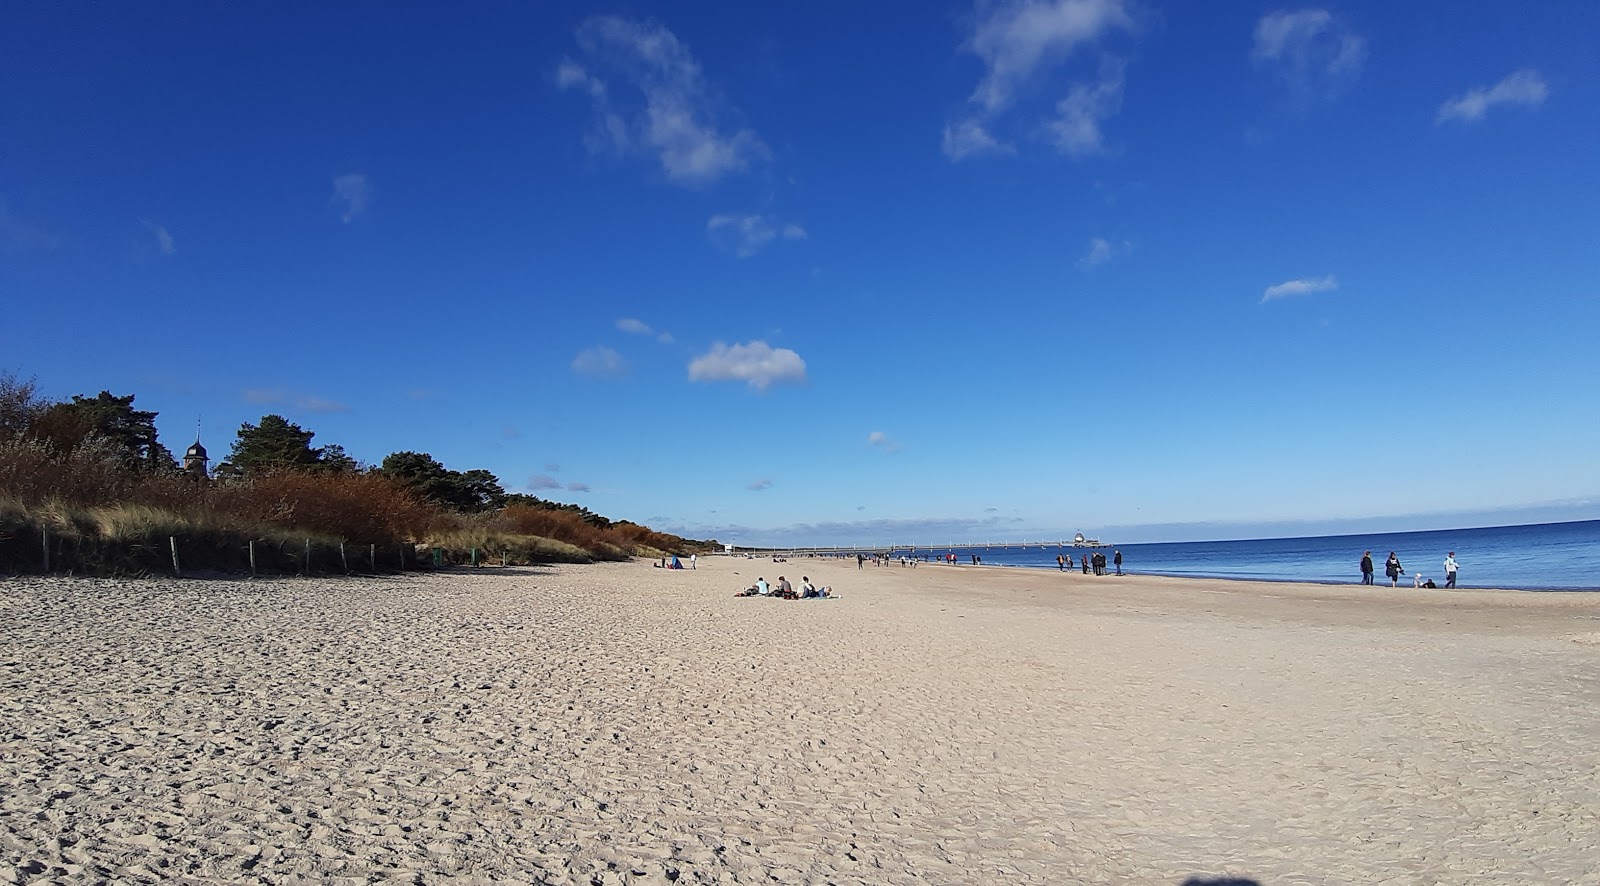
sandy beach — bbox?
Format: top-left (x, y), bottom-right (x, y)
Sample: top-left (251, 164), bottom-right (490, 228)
top-left (3, 559), bottom-right (1598, 885)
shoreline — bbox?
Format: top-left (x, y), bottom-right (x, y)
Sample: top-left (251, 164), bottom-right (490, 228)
top-left (4, 561), bottom-right (1597, 883)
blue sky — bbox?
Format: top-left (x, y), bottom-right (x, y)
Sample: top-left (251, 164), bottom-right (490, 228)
top-left (3, 1), bottom-right (1597, 546)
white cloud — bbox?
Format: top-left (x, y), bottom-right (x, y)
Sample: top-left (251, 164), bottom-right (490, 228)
top-left (1262, 275), bottom-right (1338, 302)
top-left (688, 341), bottom-right (807, 391)
top-left (242, 388), bottom-right (349, 412)
top-left (619, 317), bottom-right (674, 342)
top-left (1046, 60), bottom-right (1124, 156)
top-left (707, 214), bottom-right (807, 258)
top-left (529, 474), bottom-right (562, 490)
top-left (747, 479), bottom-right (773, 491)
top-left (571, 345), bottom-right (627, 379)
top-left (1076, 236), bottom-right (1130, 268)
top-left (1436, 69), bottom-right (1548, 124)
top-left (947, 0), bottom-right (1135, 162)
top-left (563, 16), bottom-right (767, 185)
top-left (868, 431), bottom-right (902, 454)
top-left (967, 0), bottom-right (1135, 113)
top-left (331, 173), bottom-right (371, 223)
top-left (942, 118), bottom-right (1014, 160)
top-left (1252, 9), bottom-right (1366, 102)
top-left (297, 397), bottom-right (350, 413)
top-left (141, 219), bottom-right (175, 255)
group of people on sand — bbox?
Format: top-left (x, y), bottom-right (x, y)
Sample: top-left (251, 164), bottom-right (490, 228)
top-left (1057, 550), bottom-right (1123, 575)
top-left (736, 575), bottom-right (833, 600)
top-left (1361, 550), bottom-right (1459, 589)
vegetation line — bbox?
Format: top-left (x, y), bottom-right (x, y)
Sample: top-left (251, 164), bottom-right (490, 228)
top-left (1, 372), bottom-right (714, 576)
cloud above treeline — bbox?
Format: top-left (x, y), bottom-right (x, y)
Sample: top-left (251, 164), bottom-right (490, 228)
top-left (242, 388), bottom-right (351, 413)
top-left (1261, 274), bottom-right (1338, 302)
top-left (1436, 69), bottom-right (1548, 124)
top-left (688, 341), bottom-right (807, 391)
top-left (558, 15), bottom-right (767, 185)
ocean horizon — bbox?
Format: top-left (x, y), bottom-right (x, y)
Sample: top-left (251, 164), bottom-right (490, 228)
top-left (875, 519), bottom-right (1600, 591)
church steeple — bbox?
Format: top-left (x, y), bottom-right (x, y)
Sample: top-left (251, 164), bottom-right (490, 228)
top-left (183, 417), bottom-right (208, 478)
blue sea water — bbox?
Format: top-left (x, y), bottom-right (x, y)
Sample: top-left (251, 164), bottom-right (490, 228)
top-left (888, 520), bottom-right (1600, 591)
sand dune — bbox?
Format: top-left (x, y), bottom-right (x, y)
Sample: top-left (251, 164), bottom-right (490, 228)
top-left (2, 560), bottom-right (1597, 884)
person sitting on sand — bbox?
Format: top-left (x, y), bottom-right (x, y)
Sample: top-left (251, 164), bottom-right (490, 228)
top-left (800, 576), bottom-right (816, 598)
top-left (735, 577), bottom-right (770, 597)
top-left (1413, 572), bottom-right (1426, 589)
top-left (775, 576), bottom-right (794, 599)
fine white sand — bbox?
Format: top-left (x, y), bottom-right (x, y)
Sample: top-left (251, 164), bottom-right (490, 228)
top-left (3, 559), bottom-right (1598, 884)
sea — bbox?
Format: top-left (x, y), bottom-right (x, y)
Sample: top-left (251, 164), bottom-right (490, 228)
top-left (884, 520), bottom-right (1600, 591)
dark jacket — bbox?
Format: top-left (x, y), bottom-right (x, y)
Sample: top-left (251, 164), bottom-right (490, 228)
top-left (1385, 556), bottom-right (1402, 577)
top-left (1361, 555), bottom-right (1373, 573)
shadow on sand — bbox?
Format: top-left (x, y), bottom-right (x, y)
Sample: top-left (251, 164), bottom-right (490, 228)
top-left (1181, 878), bottom-right (1262, 886)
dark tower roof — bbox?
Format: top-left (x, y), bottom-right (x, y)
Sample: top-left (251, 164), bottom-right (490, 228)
top-left (185, 440), bottom-right (208, 459)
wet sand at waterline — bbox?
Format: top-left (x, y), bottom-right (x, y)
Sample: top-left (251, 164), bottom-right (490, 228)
top-left (3, 560), bottom-right (1598, 884)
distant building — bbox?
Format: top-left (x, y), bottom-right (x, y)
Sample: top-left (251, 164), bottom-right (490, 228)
top-left (183, 438), bottom-right (208, 478)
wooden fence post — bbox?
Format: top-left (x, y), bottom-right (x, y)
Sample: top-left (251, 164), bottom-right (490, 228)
top-left (248, 540), bottom-right (256, 576)
top-left (370, 543), bottom-right (376, 573)
top-left (304, 538), bottom-right (311, 574)
top-left (340, 542), bottom-right (348, 574)
top-left (41, 527), bottom-right (50, 573)
top-left (170, 536), bottom-right (181, 578)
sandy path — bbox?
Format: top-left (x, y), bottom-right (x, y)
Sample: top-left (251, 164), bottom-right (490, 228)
top-left (2, 560), bottom-right (1598, 884)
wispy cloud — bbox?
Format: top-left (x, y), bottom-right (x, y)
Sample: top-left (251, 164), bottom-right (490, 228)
top-left (617, 316), bottom-right (674, 343)
top-left (706, 214), bottom-right (808, 258)
top-left (0, 197), bottom-right (61, 252)
top-left (242, 389), bottom-right (350, 412)
top-left (688, 341), bottom-right (807, 391)
top-left (298, 397), bottom-right (350, 413)
top-left (560, 16), bottom-right (767, 185)
top-left (529, 474), bottom-right (563, 490)
top-left (572, 346), bottom-right (627, 380)
top-left (947, 0), bottom-right (1135, 161)
top-left (140, 219), bottom-right (175, 255)
top-left (747, 479), bottom-right (773, 491)
top-left (1047, 60), bottom-right (1124, 156)
top-left (1436, 69), bottom-right (1548, 124)
top-left (501, 426), bottom-right (522, 440)
top-left (1252, 9), bottom-right (1366, 103)
top-left (566, 482), bottom-right (591, 493)
top-left (1262, 274), bottom-right (1338, 302)
top-left (331, 173), bottom-right (371, 223)
top-left (867, 431), bottom-right (902, 454)
top-left (1076, 236), bottom-right (1130, 268)
top-left (544, 462), bottom-right (561, 472)
top-left (967, 0), bottom-right (1135, 113)
top-left (942, 118), bottom-right (1014, 160)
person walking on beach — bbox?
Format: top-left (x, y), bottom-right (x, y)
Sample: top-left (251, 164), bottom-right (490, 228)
top-left (1443, 551), bottom-right (1458, 589)
top-left (1081, 554), bottom-right (1090, 574)
top-left (1057, 554), bottom-right (1065, 571)
top-left (690, 553), bottom-right (696, 570)
top-left (856, 553), bottom-right (864, 570)
top-left (1113, 549), bottom-right (1123, 575)
top-left (1360, 551), bottom-right (1374, 585)
top-left (1385, 552), bottom-right (1403, 587)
